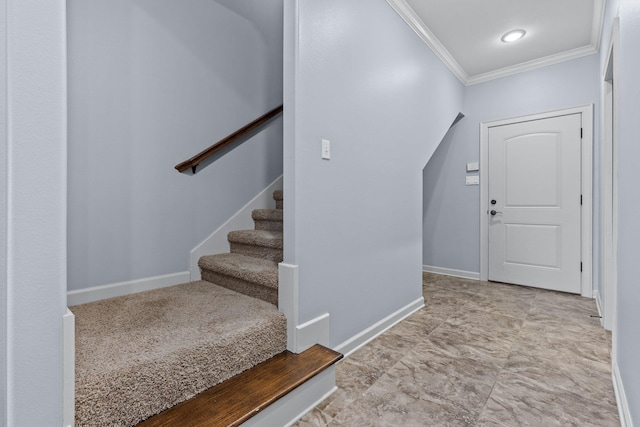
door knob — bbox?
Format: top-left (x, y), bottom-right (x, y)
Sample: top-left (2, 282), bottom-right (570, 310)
top-left (490, 210), bottom-right (502, 216)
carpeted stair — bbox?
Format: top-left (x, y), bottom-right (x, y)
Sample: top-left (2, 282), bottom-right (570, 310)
top-left (199, 253), bottom-right (279, 306)
top-left (198, 190), bottom-right (284, 304)
top-left (252, 208), bottom-right (283, 231)
top-left (72, 190), bottom-right (287, 426)
top-left (273, 189), bottom-right (283, 209)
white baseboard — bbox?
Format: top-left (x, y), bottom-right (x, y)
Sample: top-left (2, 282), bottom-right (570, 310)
top-left (67, 271), bottom-right (190, 306)
top-left (296, 313), bottom-right (330, 354)
top-left (190, 176), bottom-right (283, 280)
top-left (423, 265), bottom-right (480, 280)
top-left (279, 263), bottom-right (329, 354)
top-left (241, 366), bottom-right (337, 427)
top-left (63, 309), bottom-right (75, 427)
top-left (613, 361), bottom-right (634, 427)
top-left (594, 290), bottom-right (604, 327)
top-left (279, 263), bottom-right (299, 352)
top-left (334, 297), bottom-right (425, 357)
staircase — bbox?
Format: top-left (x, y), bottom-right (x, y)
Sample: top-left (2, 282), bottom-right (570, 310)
top-left (72, 190), bottom-right (301, 426)
top-left (198, 190), bottom-right (283, 305)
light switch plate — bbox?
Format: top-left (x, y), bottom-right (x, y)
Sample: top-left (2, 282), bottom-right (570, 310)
top-left (322, 139), bottom-right (330, 160)
top-left (466, 162), bottom-right (479, 172)
top-left (466, 175), bottom-right (479, 185)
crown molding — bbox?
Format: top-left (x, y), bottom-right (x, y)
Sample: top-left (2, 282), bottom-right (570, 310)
top-left (386, 0), bottom-right (469, 85)
top-left (386, 0), bottom-right (604, 87)
top-left (592, 0), bottom-right (606, 49)
top-left (466, 44), bottom-right (598, 85)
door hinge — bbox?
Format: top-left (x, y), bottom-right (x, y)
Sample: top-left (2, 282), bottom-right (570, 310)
top-left (580, 262), bottom-right (583, 272)
top-left (580, 194), bottom-right (583, 205)
top-left (581, 128), bottom-right (583, 139)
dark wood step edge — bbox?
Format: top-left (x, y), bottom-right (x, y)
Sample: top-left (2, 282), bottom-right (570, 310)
top-left (137, 344), bottom-right (343, 427)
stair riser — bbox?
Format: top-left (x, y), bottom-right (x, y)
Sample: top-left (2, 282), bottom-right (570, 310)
top-left (201, 271), bottom-right (277, 306)
top-left (254, 220), bottom-right (283, 232)
top-left (230, 243), bottom-right (283, 263)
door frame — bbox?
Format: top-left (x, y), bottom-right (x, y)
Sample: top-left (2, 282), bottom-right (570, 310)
top-left (479, 105), bottom-right (594, 297)
top-left (601, 18), bottom-right (619, 335)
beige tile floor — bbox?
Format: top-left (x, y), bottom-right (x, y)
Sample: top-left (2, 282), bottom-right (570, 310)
top-left (294, 272), bottom-right (620, 427)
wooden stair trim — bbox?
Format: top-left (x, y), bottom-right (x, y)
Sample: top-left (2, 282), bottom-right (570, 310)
top-left (137, 344), bottom-right (343, 427)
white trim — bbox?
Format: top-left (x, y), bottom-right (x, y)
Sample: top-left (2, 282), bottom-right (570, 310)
top-left (581, 105), bottom-right (594, 298)
top-left (386, 0), bottom-right (604, 86)
top-left (62, 309), bottom-right (75, 427)
top-left (279, 263), bottom-right (299, 353)
top-left (66, 271), bottom-right (190, 306)
top-left (601, 18), bottom-right (619, 335)
top-left (593, 290), bottom-right (604, 327)
top-left (479, 105), bottom-right (594, 298)
top-left (591, 0), bottom-right (606, 50)
top-left (296, 313), bottom-right (330, 354)
top-left (423, 265), bottom-right (480, 280)
top-left (278, 263), bottom-right (331, 354)
top-left (467, 45), bottom-right (598, 85)
top-left (334, 297), bottom-right (424, 357)
top-left (385, 0), bottom-right (468, 84)
top-left (278, 263), bottom-right (330, 354)
top-left (241, 366), bottom-right (337, 427)
top-left (612, 362), bottom-right (633, 427)
top-left (190, 176), bottom-right (283, 280)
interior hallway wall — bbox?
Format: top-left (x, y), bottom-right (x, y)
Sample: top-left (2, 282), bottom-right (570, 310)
top-left (614, 0), bottom-right (640, 421)
top-left (423, 54), bottom-right (600, 279)
top-left (285, 0), bottom-right (465, 347)
top-left (67, 0), bottom-right (284, 291)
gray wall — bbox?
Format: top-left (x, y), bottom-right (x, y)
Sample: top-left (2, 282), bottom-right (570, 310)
top-left (423, 54), bottom-right (600, 276)
top-left (423, 123), bottom-right (474, 273)
top-left (616, 0), bottom-right (640, 420)
top-left (0, 0), bottom-right (6, 422)
top-left (285, 0), bottom-right (465, 347)
top-left (67, 0), bottom-right (284, 291)
top-left (3, 0), bottom-right (67, 424)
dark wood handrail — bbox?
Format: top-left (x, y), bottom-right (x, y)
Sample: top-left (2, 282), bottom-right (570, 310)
top-left (175, 104), bottom-right (283, 173)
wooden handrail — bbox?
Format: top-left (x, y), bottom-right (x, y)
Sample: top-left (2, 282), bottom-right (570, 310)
top-left (175, 104), bottom-right (283, 173)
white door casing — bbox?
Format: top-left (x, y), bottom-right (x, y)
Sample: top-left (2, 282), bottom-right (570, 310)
top-left (601, 18), bottom-right (618, 335)
top-left (480, 105), bottom-right (593, 297)
top-left (487, 114), bottom-right (582, 293)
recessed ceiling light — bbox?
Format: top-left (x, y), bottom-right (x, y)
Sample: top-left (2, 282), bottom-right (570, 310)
top-left (501, 29), bottom-right (526, 43)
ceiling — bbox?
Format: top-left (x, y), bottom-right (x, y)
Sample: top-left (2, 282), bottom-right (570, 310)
top-left (387, 0), bottom-right (605, 85)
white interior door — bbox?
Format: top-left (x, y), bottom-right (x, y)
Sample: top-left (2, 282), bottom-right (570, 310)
top-left (488, 114), bottom-right (582, 293)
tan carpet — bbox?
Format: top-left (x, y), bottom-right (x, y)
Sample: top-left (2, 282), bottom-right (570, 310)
top-left (71, 281), bottom-right (287, 427)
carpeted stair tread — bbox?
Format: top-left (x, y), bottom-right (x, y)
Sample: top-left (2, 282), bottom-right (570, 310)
top-left (252, 208), bottom-right (283, 221)
top-left (71, 281), bottom-right (287, 427)
top-left (199, 253), bottom-right (278, 290)
top-left (228, 230), bottom-right (283, 248)
top-left (252, 208), bottom-right (283, 232)
top-left (273, 189), bottom-right (283, 209)
top-left (228, 230), bottom-right (283, 263)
